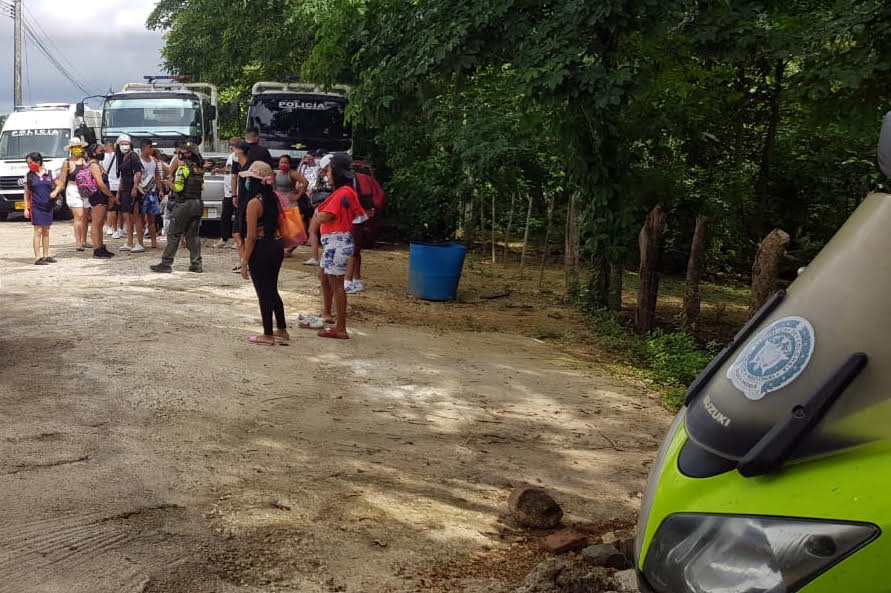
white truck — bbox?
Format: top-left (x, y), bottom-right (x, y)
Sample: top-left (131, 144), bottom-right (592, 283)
top-left (97, 77), bottom-right (221, 154)
top-left (0, 103), bottom-right (101, 220)
top-left (94, 78), bottom-right (227, 221)
top-left (247, 82), bottom-right (352, 158)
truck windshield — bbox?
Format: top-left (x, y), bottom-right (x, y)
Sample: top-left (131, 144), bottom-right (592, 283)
top-left (103, 97), bottom-right (201, 139)
top-left (0, 129), bottom-right (71, 159)
top-left (248, 94), bottom-right (351, 151)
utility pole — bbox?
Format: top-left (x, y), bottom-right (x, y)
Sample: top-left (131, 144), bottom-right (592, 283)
top-left (13, 0), bottom-right (22, 106)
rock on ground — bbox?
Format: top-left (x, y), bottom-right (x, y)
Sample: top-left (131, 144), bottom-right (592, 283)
top-left (509, 485), bottom-right (564, 529)
top-left (515, 558), bottom-right (613, 593)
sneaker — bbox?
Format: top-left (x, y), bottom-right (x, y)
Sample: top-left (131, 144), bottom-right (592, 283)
top-left (112, 229), bottom-right (123, 239)
top-left (100, 246), bottom-right (115, 257)
top-left (212, 239), bottom-right (228, 248)
top-left (76, 246), bottom-right (85, 252)
top-left (35, 258), bottom-right (49, 265)
top-left (189, 266), bottom-right (204, 273)
top-left (346, 280), bottom-right (365, 294)
top-left (143, 229), bottom-right (150, 238)
top-left (106, 227), bottom-right (113, 237)
top-left (119, 244), bottom-right (131, 252)
top-left (44, 256), bottom-right (58, 263)
top-left (303, 257), bottom-right (319, 266)
top-left (150, 263), bottom-right (173, 273)
top-left (232, 264), bottom-right (242, 273)
top-left (83, 242), bottom-right (92, 249)
top-left (344, 280), bottom-right (354, 292)
top-left (93, 247), bottom-right (115, 259)
top-left (131, 244), bottom-right (146, 253)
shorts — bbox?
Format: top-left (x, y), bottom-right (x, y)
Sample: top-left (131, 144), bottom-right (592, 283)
top-left (321, 232), bottom-right (354, 276)
top-left (107, 185), bottom-right (121, 211)
top-left (140, 193), bottom-right (161, 216)
top-left (89, 192), bottom-right (109, 207)
top-left (65, 184), bottom-right (91, 209)
top-left (119, 186), bottom-right (138, 213)
top-left (233, 200), bottom-right (248, 236)
top-left (351, 222), bottom-right (369, 256)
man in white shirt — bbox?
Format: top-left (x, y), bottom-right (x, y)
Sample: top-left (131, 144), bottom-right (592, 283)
top-left (212, 137), bottom-right (240, 248)
top-left (102, 139), bottom-right (123, 238)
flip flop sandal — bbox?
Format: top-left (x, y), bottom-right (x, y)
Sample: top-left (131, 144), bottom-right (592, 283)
top-left (273, 332), bottom-right (291, 344)
top-left (248, 335), bottom-right (276, 345)
top-left (317, 327), bottom-right (349, 340)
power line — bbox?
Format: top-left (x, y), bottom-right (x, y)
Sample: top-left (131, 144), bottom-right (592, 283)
top-left (0, 2), bottom-right (100, 98)
top-left (22, 3), bottom-right (81, 75)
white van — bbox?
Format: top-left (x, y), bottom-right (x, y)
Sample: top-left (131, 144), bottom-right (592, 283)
top-left (0, 103), bottom-right (101, 220)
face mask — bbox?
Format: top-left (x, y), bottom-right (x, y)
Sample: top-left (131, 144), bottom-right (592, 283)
top-left (245, 180), bottom-right (252, 191)
top-left (28, 162), bottom-right (39, 173)
top-left (71, 147), bottom-right (84, 157)
top-left (120, 145), bottom-right (131, 153)
top-left (278, 164), bottom-right (289, 172)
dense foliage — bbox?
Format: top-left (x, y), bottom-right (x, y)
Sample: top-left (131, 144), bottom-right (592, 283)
top-left (149, 0), bottom-right (891, 297)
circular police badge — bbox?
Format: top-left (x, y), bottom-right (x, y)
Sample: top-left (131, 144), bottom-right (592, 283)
top-left (726, 316), bottom-right (815, 401)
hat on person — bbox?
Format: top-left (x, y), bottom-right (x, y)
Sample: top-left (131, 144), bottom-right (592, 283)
top-left (116, 134), bottom-right (132, 144)
top-left (64, 137), bottom-right (87, 151)
top-left (311, 148), bottom-right (327, 157)
top-left (319, 152), bottom-right (354, 180)
top-left (238, 161), bottom-right (274, 181)
top-left (182, 141), bottom-right (201, 154)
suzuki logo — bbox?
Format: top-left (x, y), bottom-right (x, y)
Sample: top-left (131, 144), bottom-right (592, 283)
top-left (16, 178), bottom-right (24, 187)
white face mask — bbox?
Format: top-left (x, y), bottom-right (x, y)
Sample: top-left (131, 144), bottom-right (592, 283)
top-left (120, 144), bottom-right (131, 153)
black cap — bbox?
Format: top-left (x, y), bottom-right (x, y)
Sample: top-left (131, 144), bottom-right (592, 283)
top-left (311, 148), bottom-right (327, 157)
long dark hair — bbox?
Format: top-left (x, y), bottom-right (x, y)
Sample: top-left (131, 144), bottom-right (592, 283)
top-left (86, 143), bottom-right (102, 161)
top-left (254, 184), bottom-right (280, 237)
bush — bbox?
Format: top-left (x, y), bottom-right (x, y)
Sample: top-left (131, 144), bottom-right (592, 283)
top-left (644, 330), bottom-right (714, 389)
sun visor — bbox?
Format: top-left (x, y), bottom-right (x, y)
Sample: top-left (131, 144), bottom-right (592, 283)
top-left (685, 193), bottom-right (891, 465)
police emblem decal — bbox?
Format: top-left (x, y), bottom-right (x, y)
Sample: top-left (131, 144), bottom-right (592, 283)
top-left (727, 316), bottom-right (815, 401)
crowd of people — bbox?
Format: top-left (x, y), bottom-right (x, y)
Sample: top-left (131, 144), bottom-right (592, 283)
top-left (21, 128), bottom-right (383, 342)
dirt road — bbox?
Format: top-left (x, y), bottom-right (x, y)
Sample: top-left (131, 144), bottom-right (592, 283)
top-left (0, 219), bottom-right (670, 593)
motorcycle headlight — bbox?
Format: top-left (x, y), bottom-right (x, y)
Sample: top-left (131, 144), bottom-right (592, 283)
top-left (643, 514), bottom-right (878, 593)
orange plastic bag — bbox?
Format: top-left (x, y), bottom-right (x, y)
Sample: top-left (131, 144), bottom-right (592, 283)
top-left (278, 204), bottom-right (307, 248)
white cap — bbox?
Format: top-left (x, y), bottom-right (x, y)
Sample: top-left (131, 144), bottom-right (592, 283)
top-left (116, 134), bottom-right (132, 144)
top-left (319, 154), bottom-right (332, 169)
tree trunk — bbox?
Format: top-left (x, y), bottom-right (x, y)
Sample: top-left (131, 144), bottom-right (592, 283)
top-left (504, 193), bottom-right (516, 263)
top-left (587, 253), bottom-right (610, 308)
top-left (749, 228), bottom-right (790, 317)
top-left (635, 204), bottom-right (668, 333)
top-left (681, 215), bottom-right (710, 330)
top-left (754, 59), bottom-right (785, 235)
top-left (491, 193), bottom-right (496, 264)
top-left (607, 258), bottom-right (623, 311)
top-left (462, 195), bottom-right (475, 249)
top-left (519, 192), bottom-right (534, 278)
top-left (538, 193), bottom-right (557, 288)
top-left (564, 191), bottom-right (580, 295)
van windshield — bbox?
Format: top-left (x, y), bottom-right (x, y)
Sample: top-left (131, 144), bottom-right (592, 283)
top-left (0, 129), bottom-right (71, 159)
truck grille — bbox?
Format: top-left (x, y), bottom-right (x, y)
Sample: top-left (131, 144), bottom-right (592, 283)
top-left (0, 176), bottom-right (25, 191)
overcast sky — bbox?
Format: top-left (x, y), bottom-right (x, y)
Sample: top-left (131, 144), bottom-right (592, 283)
top-left (0, 0), bottom-right (165, 114)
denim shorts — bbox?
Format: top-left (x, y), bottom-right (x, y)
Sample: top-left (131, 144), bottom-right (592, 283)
top-left (321, 232), bottom-right (354, 276)
top-left (140, 193), bottom-right (161, 216)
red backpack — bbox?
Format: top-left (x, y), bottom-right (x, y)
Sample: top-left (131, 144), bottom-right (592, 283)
top-left (352, 172), bottom-right (386, 212)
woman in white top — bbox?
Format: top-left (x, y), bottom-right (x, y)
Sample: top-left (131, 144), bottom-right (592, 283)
top-left (55, 138), bottom-right (92, 251)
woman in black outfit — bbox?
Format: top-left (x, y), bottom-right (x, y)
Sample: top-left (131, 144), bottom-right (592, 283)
top-left (239, 161), bottom-right (288, 345)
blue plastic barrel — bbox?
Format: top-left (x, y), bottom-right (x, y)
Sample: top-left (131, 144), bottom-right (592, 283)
top-left (408, 242), bottom-right (468, 301)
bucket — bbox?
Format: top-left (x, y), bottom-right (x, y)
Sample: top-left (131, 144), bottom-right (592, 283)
top-left (408, 242), bottom-right (468, 301)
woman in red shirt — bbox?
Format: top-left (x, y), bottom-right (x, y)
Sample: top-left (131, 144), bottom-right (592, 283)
top-left (304, 153), bottom-right (366, 339)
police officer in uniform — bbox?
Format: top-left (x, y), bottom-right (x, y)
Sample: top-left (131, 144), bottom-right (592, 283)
top-left (150, 141), bottom-right (205, 273)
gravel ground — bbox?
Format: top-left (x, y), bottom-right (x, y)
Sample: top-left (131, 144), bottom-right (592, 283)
top-left (0, 217), bottom-right (669, 593)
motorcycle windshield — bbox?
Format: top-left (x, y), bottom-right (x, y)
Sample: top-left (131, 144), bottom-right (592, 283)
top-left (685, 193), bottom-right (891, 463)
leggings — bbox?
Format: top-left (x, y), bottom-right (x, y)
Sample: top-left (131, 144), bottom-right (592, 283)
top-left (249, 237), bottom-right (286, 335)
top-left (220, 197), bottom-right (234, 241)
